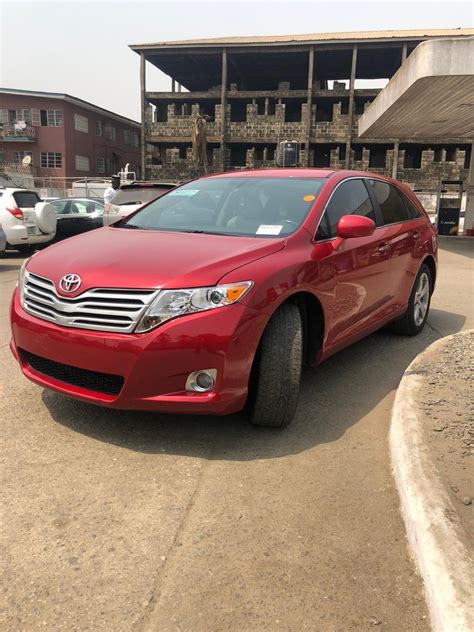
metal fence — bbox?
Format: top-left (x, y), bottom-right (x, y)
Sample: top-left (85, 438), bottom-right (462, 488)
top-left (31, 176), bottom-right (112, 199)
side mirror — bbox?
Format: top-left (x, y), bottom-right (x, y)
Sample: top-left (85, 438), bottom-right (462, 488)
top-left (337, 215), bottom-right (376, 239)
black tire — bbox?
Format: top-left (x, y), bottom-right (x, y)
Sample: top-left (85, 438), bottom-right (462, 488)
top-left (389, 263), bottom-right (432, 336)
top-left (248, 303), bottom-right (303, 428)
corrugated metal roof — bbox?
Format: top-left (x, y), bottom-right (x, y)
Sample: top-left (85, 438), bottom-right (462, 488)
top-left (130, 28), bottom-right (474, 50)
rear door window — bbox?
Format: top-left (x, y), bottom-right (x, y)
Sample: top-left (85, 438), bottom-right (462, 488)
top-left (13, 191), bottom-right (41, 208)
top-left (366, 180), bottom-right (409, 225)
top-left (316, 179), bottom-right (375, 240)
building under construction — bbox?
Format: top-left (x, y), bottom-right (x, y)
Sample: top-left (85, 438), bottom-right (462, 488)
top-left (130, 28), bottom-right (473, 189)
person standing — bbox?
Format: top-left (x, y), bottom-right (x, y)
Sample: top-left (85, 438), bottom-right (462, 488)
top-left (103, 175), bottom-right (120, 205)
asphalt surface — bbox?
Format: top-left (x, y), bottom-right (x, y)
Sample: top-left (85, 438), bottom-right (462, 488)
top-left (1, 237), bottom-right (472, 631)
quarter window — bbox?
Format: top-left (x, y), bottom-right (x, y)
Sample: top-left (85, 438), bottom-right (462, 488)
top-left (366, 179), bottom-right (408, 225)
top-left (401, 192), bottom-right (422, 220)
top-left (316, 179), bottom-right (375, 240)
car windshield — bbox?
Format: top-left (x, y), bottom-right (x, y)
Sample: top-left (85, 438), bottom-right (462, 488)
top-left (120, 177), bottom-right (325, 237)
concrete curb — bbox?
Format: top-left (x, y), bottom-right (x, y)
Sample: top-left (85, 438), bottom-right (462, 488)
top-left (390, 332), bottom-right (474, 632)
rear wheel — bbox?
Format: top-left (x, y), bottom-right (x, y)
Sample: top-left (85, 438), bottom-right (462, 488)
top-left (389, 264), bottom-right (432, 336)
top-left (248, 303), bottom-right (303, 428)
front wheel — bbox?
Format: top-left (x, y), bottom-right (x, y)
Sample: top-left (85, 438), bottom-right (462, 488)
top-left (389, 264), bottom-right (432, 336)
top-left (248, 303), bottom-right (303, 428)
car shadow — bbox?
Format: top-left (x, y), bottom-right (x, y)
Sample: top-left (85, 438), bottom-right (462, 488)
top-left (43, 308), bottom-right (466, 461)
top-left (0, 264), bottom-right (21, 273)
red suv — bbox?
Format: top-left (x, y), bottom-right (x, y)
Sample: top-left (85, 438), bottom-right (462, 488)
top-left (10, 169), bottom-right (437, 428)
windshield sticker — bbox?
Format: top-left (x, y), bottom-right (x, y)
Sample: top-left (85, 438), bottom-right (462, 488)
top-left (303, 194), bottom-right (316, 202)
top-left (256, 224), bottom-right (283, 236)
top-left (168, 189), bottom-right (199, 197)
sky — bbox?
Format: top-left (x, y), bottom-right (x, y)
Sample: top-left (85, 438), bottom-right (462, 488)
top-left (1, 0), bottom-right (472, 121)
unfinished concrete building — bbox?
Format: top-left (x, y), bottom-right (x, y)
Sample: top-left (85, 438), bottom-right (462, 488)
top-left (130, 28), bottom-right (473, 190)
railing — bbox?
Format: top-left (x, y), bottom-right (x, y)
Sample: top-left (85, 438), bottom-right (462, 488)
top-left (1, 124), bottom-right (37, 141)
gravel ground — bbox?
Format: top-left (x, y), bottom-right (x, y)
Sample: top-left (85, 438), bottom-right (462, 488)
top-left (417, 330), bottom-right (473, 542)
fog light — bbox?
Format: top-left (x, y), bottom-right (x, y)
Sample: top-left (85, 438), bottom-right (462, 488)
top-left (185, 369), bottom-right (217, 393)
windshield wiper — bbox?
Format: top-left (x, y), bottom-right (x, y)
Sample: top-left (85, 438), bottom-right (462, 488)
top-left (120, 224), bottom-right (143, 230)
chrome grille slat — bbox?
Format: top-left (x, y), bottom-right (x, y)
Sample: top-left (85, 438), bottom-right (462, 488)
top-left (22, 272), bottom-right (159, 333)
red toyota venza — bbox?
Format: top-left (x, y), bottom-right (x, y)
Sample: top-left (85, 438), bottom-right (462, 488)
top-left (10, 169), bottom-right (437, 427)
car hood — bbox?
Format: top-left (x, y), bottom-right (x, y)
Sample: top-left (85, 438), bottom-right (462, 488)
top-left (28, 226), bottom-right (286, 293)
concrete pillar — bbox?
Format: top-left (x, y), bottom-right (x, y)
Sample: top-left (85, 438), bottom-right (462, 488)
top-left (171, 79), bottom-right (175, 93)
top-left (140, 53), bottom-right (146, 179)
top-left (464, 142), bottom-right (474, 235)
top-left (345, 45), bottom-right (357, 169)
top-left (402, 43), bottom-right (408, 64)
top-left (220, 48), bottom-right (228, 171)
top-left (304, 46), bottom-right (314, 166)
top-left (392, 140), bottom-right (400, 179)
top-left (392, 45), bottom-right (407, 177)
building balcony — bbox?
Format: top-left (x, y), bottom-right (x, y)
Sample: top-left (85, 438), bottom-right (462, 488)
top-left (1, 124), bottom-right (37, 142)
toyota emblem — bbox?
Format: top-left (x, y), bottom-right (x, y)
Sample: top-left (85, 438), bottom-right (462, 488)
top-left (59, 273), bottom-right (82, 293)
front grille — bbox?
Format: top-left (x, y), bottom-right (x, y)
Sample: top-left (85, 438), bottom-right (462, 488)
top-left (22, 272), bottom-right (159, 333)
top-left (20, 349), bottom-right (124, 396)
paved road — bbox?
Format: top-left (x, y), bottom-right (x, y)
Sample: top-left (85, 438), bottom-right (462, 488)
top-left (1, 238), bottom-right (472, 631)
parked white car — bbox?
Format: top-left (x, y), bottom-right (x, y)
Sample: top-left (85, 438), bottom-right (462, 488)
top-left (0, 188), bottom-right (57, 252)
top-left (0, 221), bottom-right (6, 255)
top-left (102, 182), bottom-right (175, 226)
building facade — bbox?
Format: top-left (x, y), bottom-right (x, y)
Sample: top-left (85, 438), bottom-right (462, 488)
top-left (0, 88), bottom-right (141, 181)
top-left (131, 28), bottom-right (473, 190)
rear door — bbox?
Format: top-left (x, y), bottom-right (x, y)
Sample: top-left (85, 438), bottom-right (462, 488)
top-left (365, 179), bottom-right (424, 311)
top-left (13, 190), bottom-right (41, 236)
top-left (314, 178), bottom-right (392, 347)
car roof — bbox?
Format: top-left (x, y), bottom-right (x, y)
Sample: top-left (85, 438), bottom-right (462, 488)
top-left (120, 181), bottom-right (176, 189)
top-left (51, 197), bottom-right (103, 203)
top-left (0, 187), bottom-right (39, 193)
top-left (208, 168), bottom-right (336, 179)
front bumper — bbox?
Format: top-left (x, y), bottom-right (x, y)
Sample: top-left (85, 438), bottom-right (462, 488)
top-left (10, 289), bottom-right (268, 415)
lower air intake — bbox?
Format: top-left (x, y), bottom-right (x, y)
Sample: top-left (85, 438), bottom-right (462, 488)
top-left (20, 349), bottom-right (124, 396)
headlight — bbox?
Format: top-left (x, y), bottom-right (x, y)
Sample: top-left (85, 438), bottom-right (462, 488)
top-left (135, 281), bottom-right (253, 333)
top-left (17, 258), bottom-right (30, 306)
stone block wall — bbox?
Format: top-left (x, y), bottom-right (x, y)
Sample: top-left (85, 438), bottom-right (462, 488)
top-left (147, 103), bottom-right (220, 140)
top-left (145, 89), bottom-right (471, 189)
top-left (227, 103), bottom-right (306, 141)
top-left (312, 103), bottom-right (349, 142)
top-left (398, 149), bottom-right (468, 190)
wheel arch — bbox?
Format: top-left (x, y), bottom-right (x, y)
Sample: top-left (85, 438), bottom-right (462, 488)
top-left (256, 290), bottom-right (325, 366)
top-left (422, 254), bottom-right (437, 289)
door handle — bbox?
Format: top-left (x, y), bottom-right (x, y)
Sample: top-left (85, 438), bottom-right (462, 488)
top-left (377, 242), bottom-right (390, 253)
top-left (413, 230), bottom-right (420, 240)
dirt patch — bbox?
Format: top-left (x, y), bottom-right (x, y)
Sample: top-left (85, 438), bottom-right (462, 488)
top-left (416, 331), bottom-right (473, 542)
